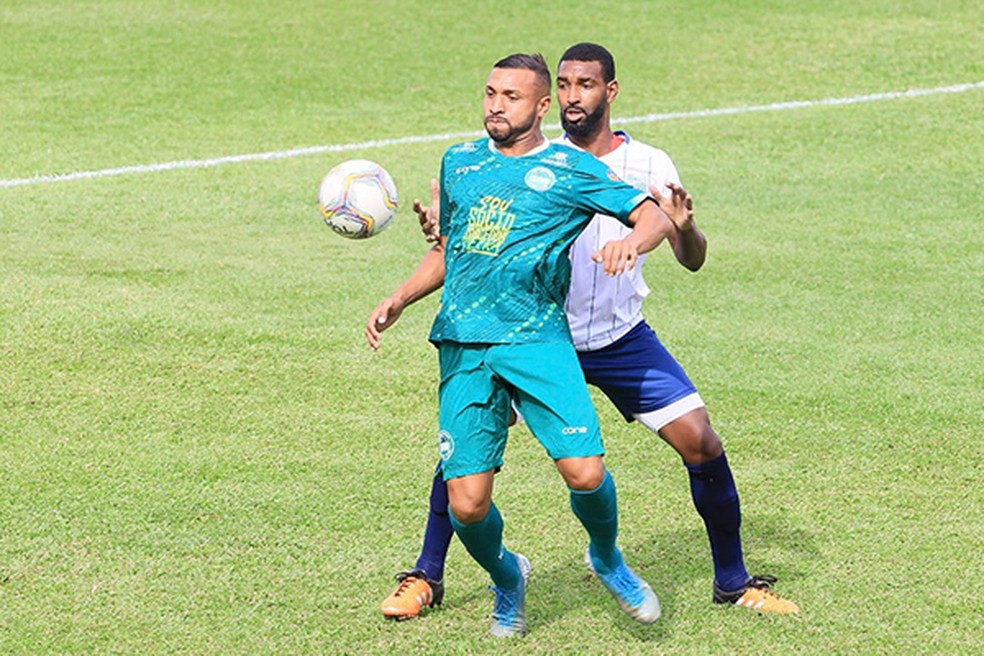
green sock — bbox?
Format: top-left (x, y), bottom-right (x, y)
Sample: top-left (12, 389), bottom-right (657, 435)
top-left (449, 502), bottom-right (521, 588)
top-left (570, 469), bottom-right (623, 574)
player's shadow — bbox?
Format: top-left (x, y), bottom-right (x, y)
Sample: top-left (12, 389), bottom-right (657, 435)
top-left (451, 511), bottom-right (819, 641)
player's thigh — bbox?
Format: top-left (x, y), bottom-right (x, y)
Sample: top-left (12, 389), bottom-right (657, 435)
top-left (438, 343), bottom-right (512, 480)
top-left (489, 341), bottom-right (604, 461)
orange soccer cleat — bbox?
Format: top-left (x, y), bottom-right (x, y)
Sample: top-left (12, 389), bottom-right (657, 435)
top-left (713, 575), bottom-right (800, 614)
top-left (381, 569), bottom-right (444, 620)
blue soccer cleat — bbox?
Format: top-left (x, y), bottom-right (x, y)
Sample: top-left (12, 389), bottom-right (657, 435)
top-left (589, 547), bottom-right (660, 624)
top-left (489, 553), bottom-right (531, 638)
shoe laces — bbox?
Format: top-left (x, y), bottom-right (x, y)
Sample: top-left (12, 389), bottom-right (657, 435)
top-left (745, 575), bottom-right (782, 599)
top-left (490, 585), bottom-right (521, 623)
top-left (391, 569), bottom-right (427, 597)
top-left (603, 565), bottom-right (645, 607)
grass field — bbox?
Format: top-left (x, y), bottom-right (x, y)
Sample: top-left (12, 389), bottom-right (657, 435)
top-left (2, 1), bottom-right (982, 654)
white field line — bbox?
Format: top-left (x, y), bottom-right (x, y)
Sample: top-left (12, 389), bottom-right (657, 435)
top-left (2, 80), bottom-right (982, 190)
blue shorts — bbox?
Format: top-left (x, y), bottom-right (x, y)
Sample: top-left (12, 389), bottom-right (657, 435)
top-left (437, 340), bottom-right (604, 480)
top-left (577, 321), bottom-right (701, 425)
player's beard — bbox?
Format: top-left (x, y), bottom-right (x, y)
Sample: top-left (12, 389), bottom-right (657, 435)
top-left (560, 101), bottom-right (606, 140)
top-left (485, 113), bottom-right (535, 145)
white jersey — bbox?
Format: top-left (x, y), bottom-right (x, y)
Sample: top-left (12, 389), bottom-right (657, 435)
top-left (557, 131), bottom-right (681, 352)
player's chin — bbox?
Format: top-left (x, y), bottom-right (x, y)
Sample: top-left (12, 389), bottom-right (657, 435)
top-left (560, 116), bottom-right (586, 136)
top-left (485, 124), bottom-right (513, 143)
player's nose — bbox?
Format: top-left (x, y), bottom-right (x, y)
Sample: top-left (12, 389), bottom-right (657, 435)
top-left (486, 93), bottom-right (504, 114)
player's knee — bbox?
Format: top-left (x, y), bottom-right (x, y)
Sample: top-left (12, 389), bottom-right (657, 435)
top-left (666, 411), bottom-right (723, 464)
top-left (684, 422), bottom-right (723, 464)
top-left (448, 495), bottom-right (491, 524)
top-left (557, 456), bottom-right (606, 491)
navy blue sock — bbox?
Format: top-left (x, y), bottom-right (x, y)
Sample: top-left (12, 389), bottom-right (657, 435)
top-left (413, 461), bottom-right (453, 581)
top-left (686, 451), bottom-right (750, 592)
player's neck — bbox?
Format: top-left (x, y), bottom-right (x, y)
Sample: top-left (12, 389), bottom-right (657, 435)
top-left (568, 125), bottom-right (618, 158)
top-left (493, 129), bottom-right (547, 157)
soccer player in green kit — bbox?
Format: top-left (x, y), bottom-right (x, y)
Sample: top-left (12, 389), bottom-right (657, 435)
top-left (366, 53), bottom-right (675, 637)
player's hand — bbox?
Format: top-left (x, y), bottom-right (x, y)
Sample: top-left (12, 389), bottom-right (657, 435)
top-left (592, 239), bottom-right (640, 276)
top-left (651, 182), bottom-right (694, 232)
top-left (365, 296), bottom-right (406, 351)
top-left (413, 179), bottom-right (441, 243)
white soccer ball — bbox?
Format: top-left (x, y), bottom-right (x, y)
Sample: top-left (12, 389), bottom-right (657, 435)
top-left (318, 159), bottom-right (399, 239)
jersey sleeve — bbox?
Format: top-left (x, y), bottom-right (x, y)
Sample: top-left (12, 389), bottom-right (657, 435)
top-left (569, 155), bottom-right (655, 226)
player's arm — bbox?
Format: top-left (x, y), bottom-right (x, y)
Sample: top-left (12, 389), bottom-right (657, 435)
top-left (592, 198), bottom-right (674, 275)
top-left (656, 181), bottom-right (706, 272)
top-left (365, 237), bottom-right (447, 350)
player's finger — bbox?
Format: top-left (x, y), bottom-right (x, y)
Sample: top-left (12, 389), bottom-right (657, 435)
top-left (618, 249), bottom-right (633, 274)
top-left (365, 324), bottom-right (379, 350)
top-left (669, 183), bottom-right (693, 209)
top-left (603, 247), bottom-right (622, 276)
top-left (624, 250), bottom-right (637, 270)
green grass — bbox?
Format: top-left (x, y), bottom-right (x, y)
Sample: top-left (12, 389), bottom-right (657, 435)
top-left (2, 1), bottom-right (983, 654)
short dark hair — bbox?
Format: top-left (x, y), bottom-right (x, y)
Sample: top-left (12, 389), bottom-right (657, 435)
top-left (559, 42), bottom-right (616, 82)
top-left (493, 52), bottom-right (551, 92)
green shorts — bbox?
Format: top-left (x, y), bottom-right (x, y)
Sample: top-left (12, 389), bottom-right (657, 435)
top-left (437, 340), bottom-right (604, 480)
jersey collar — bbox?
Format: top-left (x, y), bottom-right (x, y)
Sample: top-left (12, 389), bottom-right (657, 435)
top-left (559, 130), bottom-right (631, 154)
top-left (487, 136), bottom-right (551, 157)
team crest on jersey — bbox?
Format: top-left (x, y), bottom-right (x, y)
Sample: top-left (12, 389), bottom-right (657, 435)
top-left (525, 166), bottom-right (556, 191)
top-left (438, 430), bottom-right (455, 461)
top-left (606, 167), bottom-right (620, 181)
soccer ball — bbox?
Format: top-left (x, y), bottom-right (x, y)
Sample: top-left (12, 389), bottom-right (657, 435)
top-left (318, 159), bottom-right (398, 239)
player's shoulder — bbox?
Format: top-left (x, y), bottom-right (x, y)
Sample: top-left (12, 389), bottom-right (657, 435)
top-left (444, 138), bottom-right (489, 160)
top-left (605, 132), bottom-right (679, 187)
top-left (543, 140), bottom-right (615, 180)
top-left (616, 132), bottom-right (674, 167)
top-left (543, 140), bottom-right (592, 164)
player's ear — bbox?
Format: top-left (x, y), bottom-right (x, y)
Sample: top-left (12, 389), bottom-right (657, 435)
top-left (537, 94), bottom-right (552, 118)
top-left (607, 79), bottom-right (619, 104)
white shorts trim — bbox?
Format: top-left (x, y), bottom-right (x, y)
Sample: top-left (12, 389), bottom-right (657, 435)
top-left (633, 393), bottom-right (705, 433)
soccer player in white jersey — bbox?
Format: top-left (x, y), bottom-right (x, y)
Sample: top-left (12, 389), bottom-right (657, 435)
top-left (379, 43), bottom-right (799, 621)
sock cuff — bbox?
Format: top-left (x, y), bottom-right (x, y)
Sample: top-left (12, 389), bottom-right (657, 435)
top-left (448, 500), bottom-right (499, 530)
top-left (569, 469), bottom-right (613, 496)
top-left (685, 450), bottom-right (729, 475)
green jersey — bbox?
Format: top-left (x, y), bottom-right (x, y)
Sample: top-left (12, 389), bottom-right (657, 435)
top-left (429, 137), bottom-right (651, 345)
